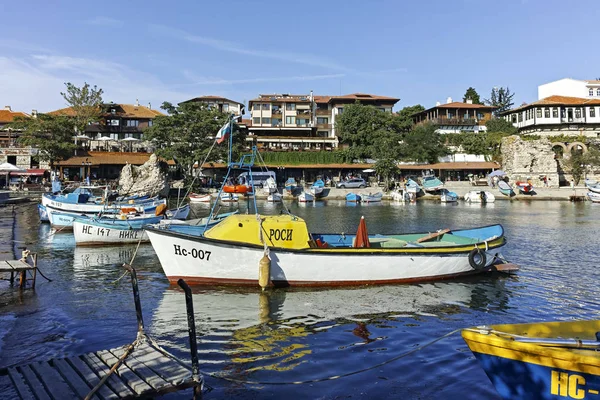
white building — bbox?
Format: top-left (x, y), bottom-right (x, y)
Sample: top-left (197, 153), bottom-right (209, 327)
top-left (503, 95), bottom-right (600, 137)
top-left (180, 95), bottom-right (245, 116)
top-left (538, 78), bottom-right (600, 100)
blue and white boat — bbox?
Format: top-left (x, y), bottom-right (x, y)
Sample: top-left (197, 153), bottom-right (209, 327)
top-left (362, 192), bottom-right (383, 203)
top-left (498, 180), bottom-right (516, 197)
top-left (284, 177), bottom-right (297, 193)
top-left (406, 178), bottom-right (421, 195)
top-left (345, 193), bottom-right (361, 202)
top-left (38, 204), bottom-right (49, 222)
top-left (310, 179), bottom-right (326, 198)
top-left (440, 189), bottom-right (458, 203)
top-left (421, 175), bottom-right (444, 192)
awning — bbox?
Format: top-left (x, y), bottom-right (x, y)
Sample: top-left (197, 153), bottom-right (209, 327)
top-left (10, 169), bottom-right (47, 176)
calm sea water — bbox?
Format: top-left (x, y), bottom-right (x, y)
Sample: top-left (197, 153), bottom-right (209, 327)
top-left (0, 199), bottom-right (599, 399)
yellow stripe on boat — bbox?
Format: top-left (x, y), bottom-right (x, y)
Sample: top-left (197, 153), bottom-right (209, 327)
top-left (462, 320), bottom-right (600, 375)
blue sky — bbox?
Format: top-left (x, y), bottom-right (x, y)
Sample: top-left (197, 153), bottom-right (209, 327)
top-left (1, 0), bottom-right (598, 114)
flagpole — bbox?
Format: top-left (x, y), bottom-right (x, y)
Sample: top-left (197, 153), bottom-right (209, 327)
top-left (228, 114), bottom-right (233, 166)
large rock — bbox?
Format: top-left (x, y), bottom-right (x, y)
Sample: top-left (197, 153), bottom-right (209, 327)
top-left (118, 154), bottom-right (169, 197)
top-left (501, 136), bottom-right (560, 186)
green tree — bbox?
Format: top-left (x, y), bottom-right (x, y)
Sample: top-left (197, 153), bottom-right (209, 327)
top-left (390, 104), bottom-right (425, 133)
top-left (485, 87), bottom-right (515, 117)
top-left (462, 87), bottom-right (483, 104)
top-left (565, 151), bottom-right (585, 185)
top-left (13, 114), bottom-right (77, 169)
top-left (485, 117), bottom-right (518, 134)
top-left (401, 122), bottom-right (449, 164)
top-left (335, 102), bottom-right (395, 160)
top-left (60, 82), bottom-right (104, 132)
top-left (143, 101), bottom-right (239, 179)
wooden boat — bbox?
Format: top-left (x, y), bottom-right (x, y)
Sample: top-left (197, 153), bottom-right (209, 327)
top-left (146, 215), bottom-right (514, 287)
top-left (223, 185), bottom-right (250, 194)
top-left (42, 190), bottom-right (165, 215)
top-left (284, 177), bottom-right (297, 193)
top-left (440, 189), bottom-right (458, 203)
top-left (516, 181), bottom-right (534, 194)
top-left (219, 192), bottom-right (239, 204)
top-left (464, 190), bottom-right (495, 203)
top-left (267, 192), bottom-right (283, 202)
top-left (587, 191), bottom-right (600, 203)
top-left (189, 193), bottom-right (211, 203)
top-left (362, 192), bottom-right (383, 203)
top-left (462, 320), bottom-right (600, 400)
top-left (585, 179), bottom-right (600, 194)
top-left (345, 193), bottom-right (361, 202)
top-left (498, 181), bottom-right (516, 197)
top-left (298, 192), bottom-right (314, 202)
top-left (421, 175), bottom-right (444, 192)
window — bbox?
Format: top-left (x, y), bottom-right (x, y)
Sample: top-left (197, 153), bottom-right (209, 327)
top-left (561, 109), bottom-right (566, 118)
top-left (518, 113), bottom-right (523, 122)
top-left (591, 107), bottom-right (596, 118)
top-left (317, 117), bottom-right (329, 124)
top-left (223, 103), bottom-right (229, 112)
top-left (126, 119), bottom-right (139, 127)
top-left (544, 108), bottom-right (550, 118)
top-left (285, 116), bottom-right (296, 124)
top-left (297, 118), bottom-right (309, 126)
top-left (575, 108), bottom-right (581, 118)
top-left (317, 131), bottom-right (329, 137)
top-left (110, 133), bottom-right (118, 140)
top-left (262, 117), bottom-right (271, 124)
top-left (338, 107), bottom-right (344, 114)
top-left (253, 117), bottom-right (260, 124)
top-left (253, 103), bottom-right (261, 111)
top-left (477, 112), bottom-right (484, 120)
top-left (109, 119), bottom-right (119, 126)
top-left (597, 89), bottom-right (600, 96)
top-left (552, 108), bottom-right (558, 118)
top-left (124, 133), bottom-right (135, 139)
top-left (536, 109), bottom-right (542, 118)
top-left (262, 103), bottom-right (270, 110)
top-left (590, 89), bottom-right (594, 96)
top-left (286, 103), bottom-right (296, 111)
top-left (148, 120), bottom-right (153, 127)
top-left (272, 118), bottom-right (281, 126)
top-left (448, 112), bottom-right (454, 118)
top-left (511, 114), bottom-right (517, 123)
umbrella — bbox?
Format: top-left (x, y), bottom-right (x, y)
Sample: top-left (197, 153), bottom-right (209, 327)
top-left (72, 135), bottom-right (90, 141)
top-left (488, 170), bottom-right (506, 177)
top-left (354, 215), bottom-right (370, 248)
top-left (0, 162), bottom-right (26, 188)
top-left (98, 136), bottom-right (112, 141)
top-left (362, 169), bottom-right (375, 173)
top-left (121, 137), bottom-right (140, 142)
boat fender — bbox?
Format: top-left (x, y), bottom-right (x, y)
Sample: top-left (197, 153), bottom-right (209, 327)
top-left (258, 253), bottom-right (271, 291)
top-left (468, 248), bottom-right (487, 270)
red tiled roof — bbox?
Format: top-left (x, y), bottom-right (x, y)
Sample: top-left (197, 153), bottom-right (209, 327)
top-left (48, 104), bottom-right (164, 118)
top-left (249, 93), bottom-right (400, 105)
top-left (504, 95), bottom-right (600, 114)
top-left (0, 109), bottom-right (30, 123)
top-left (435, 102), bottom-right (494, 109)
top-left (398, 161), bottom-right (500, 170)
top-left (586, 80), bottom-right (600, 84)
top-left (330, 93), bottom-right (399, 102)
top-left (56, 151), bottom-right (175, 166)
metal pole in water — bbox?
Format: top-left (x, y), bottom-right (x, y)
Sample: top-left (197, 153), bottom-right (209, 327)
top-left (178, 278), bottom-right (202, 399)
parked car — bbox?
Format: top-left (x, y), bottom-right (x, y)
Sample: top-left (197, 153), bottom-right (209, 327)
top-left (336, 178), bottom-right (367, 189)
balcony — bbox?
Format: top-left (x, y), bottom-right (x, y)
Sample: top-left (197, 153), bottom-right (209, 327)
top-left (316, 123), bottom-right (332, 129)
top-left (316, 108), bottom-right (330, 115)
top-left (561, 117), bottom-right (586, 123)
top-left (271, 109), bottom-right (282, 116)
top-left (428, 117), bottom-right (478, 126)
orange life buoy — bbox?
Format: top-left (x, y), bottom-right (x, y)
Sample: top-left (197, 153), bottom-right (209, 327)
top-left (223, 185), bottom-right (249, 194)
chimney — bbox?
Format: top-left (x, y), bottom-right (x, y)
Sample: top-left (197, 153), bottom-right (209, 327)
top-left (446, 97), bottom-right (452, 104)
top-left (466, 98), bottom-right (473, 104)
top-left (148, 102), bottom-right (151, 110)
top-left (4, 105), bottom-right (11, 111)
top-left (135, 98), bottom-right (139, 106)
top-left (435, 101), bottom-right (441, 106)
top-left (32, 109), bottom-right (38, 117)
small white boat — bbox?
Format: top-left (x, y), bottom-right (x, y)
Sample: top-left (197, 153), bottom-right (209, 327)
top-left (189, 193), bottom-right (211, 203)
top-left (298, 192), bottom-right (314, 202)
top-left (362, 192), bottom-right (383, 203)
top-left (406, 178), bottom-right (421, 194)
top-left (440, 189), bottom-right (458, 203)
top-left (391, 189), bottom-right (413, 202)
top-left (464, 190), bottom-right (496, 203)
top-left (587, 191), bottom-right (600, 203)
top-left (267, 192), bottom-right (283, 202)
top-left (219, 192), bottom-right (239, 204)
top-left (585, 179), bottom-right (600, 194)
top-left (263, 177), bottom-right (278, 194)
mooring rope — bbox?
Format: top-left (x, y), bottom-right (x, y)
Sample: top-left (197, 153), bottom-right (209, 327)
top-left (202, 329), bottom-right (460, 385)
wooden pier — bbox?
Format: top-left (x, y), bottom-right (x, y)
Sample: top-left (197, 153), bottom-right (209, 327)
top-left (0, 251), bottom-right (37, 289)
top-left (1, 266), bottom-right (204, 399)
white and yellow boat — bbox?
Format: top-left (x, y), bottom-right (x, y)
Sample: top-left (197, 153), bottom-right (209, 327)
top-left (462, 320), bottom-right (600, 400)
top-left (145, 213), bottom-right (515, 287)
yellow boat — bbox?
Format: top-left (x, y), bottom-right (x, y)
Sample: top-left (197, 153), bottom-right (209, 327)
top-left (462, 320), bottom-right (600, 399)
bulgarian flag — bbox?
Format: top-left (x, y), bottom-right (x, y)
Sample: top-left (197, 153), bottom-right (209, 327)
top-left (215, 121), bottom-right (232, 144)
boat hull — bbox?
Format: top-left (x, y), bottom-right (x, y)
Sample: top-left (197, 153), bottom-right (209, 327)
top-left (587, 192), bottom-right (600, 203)
top-left (440, 191), bottom-right (458, 203)
top-left (42, 194), bottom-right (164, 214)
top-left (73, 220), bottom-right (149, 246)
top-left (464, 191), bottom-right (496, 203)
top-left (38, 204), bottom-right (49, 222)
top-left (146, 228), bottom-right (505, 287)
top-left (298, 192), bottom-right (314, 202)
top-left (189, 193), bottom-right (211, 203)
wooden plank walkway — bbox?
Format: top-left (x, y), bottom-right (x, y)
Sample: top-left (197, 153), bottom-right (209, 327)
top-left (5, 339), bottom-right (197, 399)
top-left (0, 257), bottom-right (37, 288)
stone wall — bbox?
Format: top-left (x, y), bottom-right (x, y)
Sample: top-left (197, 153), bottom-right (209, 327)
top-left (501, 136), bottom-right (560, 186)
